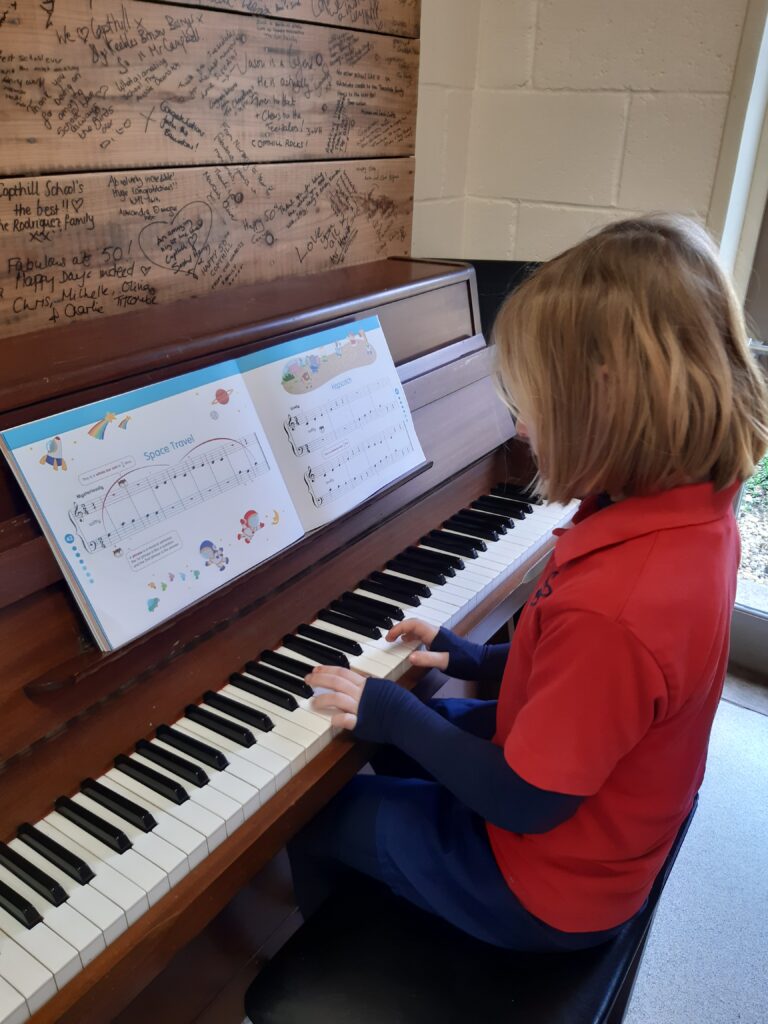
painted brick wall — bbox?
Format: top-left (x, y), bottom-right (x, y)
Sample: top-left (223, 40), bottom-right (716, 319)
top-left (413, 0), bottom-right (749, 261)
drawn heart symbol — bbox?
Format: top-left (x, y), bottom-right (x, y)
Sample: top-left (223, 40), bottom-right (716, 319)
top-left (76, 25), bottom-right (89, 43)
top-left (71, 198), bottom-right (84, 213)
top-left (140, 265), bottom-right (152, 276)
top-left (138, 201), bottom-right (213, 279)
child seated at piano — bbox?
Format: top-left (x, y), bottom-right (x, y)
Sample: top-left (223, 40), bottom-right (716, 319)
top-left (291, 215), bottom-right (768, 951)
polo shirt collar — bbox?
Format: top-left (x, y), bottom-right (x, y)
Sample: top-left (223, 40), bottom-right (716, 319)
top-left (552, 481), bottom-right (739, 567)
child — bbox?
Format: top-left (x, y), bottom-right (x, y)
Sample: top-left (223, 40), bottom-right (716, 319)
top-left (294, 215), bottom-right (768, 951)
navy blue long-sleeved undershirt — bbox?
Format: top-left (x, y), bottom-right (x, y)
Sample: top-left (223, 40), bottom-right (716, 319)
top-left (352, 629), bottom-right (583, 834)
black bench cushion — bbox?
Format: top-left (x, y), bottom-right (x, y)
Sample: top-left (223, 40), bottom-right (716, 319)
top-left (246, 798), bottom-right (697, 1024)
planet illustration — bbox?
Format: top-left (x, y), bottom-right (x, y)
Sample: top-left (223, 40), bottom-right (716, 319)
top-left (212, 388), bottom-right (233, 407)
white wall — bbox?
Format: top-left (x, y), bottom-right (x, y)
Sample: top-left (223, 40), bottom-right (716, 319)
top-left (413, 0), bottom-right (750, 261)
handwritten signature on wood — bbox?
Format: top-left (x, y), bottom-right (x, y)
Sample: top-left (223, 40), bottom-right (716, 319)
top-left (138, 201), bottom-right (213, 278)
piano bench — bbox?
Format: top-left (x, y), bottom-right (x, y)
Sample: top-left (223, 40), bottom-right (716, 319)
top-left (244, 797), bottom-right (696, 1024)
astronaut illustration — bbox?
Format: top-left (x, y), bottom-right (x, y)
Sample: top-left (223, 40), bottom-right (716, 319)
top-left (40, 436), bottom-right (67, 471)
top-left (199, 540), bottom-right (229, 571)
top-left (237, 510), bottom-right (265, 544)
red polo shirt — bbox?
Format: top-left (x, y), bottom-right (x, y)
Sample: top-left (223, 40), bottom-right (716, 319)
top-left (487, 482), bottom-right (740, 932)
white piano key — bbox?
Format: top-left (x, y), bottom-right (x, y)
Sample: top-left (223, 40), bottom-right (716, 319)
top-left (128, 753), bottom-right (243, 836)
top-left (8, 839), bottom-right (126, 947)
top-left (0, 974), bottom-right (28, 1024)
top-left (172, 720), bottom-right (290, 791)
top-left (0, 931), bottom-right (55, 1016)
top-left (44, 812), bottom-right (169, 908)
top-left (150, 739), bottom-right (263, 820)
top-left (0, 864), bottom-right (104, 969)
top-left (223, 692), bottom-right (324, 760)
top-left (98, 775), bottom-right (208, 870)
top-left (306, 619), bottom-right (401, 667)
top-left (34, 820), bottom-right (147, 927)
top-left (0, 907), bottom-right (80, 991)
top-left (71, 793), bottom-right (189, 888)
top-left (221, 684), bottom-right (331, 743)
top-left (103, 769), bottom-right (227, 854)
top-left (195, 706), bottom-right (307, 772)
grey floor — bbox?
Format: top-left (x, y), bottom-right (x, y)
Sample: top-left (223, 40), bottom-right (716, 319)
top-left (625, 674), bottom-right (768, 1024)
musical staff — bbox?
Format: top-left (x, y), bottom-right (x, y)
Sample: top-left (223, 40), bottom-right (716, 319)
top-left (304, 423), bottom-right (414, 508)
top-left (283, 379), bottom-right (398, 456)
top-left (69, 435), bottom-right (269, 552)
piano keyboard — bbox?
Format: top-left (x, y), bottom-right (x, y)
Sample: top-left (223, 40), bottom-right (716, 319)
top-left (0, 487), bottom-right (576, 1022)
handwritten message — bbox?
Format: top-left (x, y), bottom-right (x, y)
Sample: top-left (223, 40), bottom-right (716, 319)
top-left (162, 0), bottom-right (420, 37)
top-left (0, 0), bottom-right (419, 174)
top-left (0, 158), bottom-right (414, 336)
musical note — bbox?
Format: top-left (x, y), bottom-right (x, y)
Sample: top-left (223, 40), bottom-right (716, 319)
top-left (283, 379), bottom-right (396, 456)
top-left (70, 434), bottom-right (270, 552)
top-left (303, 423), bottom-right (414, 509)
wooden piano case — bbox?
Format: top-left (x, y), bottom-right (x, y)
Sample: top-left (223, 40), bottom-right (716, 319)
top-left (0, 258), bottom-right (541, 1024)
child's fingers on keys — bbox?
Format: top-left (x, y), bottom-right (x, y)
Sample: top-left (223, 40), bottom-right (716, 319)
top-left (309, 673), bottom-right (362, 698)
top-left (331, 711), bottom-right (358, 731)
top-left (386, 619), bottom-right (436, 644)
top-left (312, 690), bottom-right (359, 714)
top-left (408, 649), bottom-right (449, 670)
top-left (309, 666), bottom-right (366, 689)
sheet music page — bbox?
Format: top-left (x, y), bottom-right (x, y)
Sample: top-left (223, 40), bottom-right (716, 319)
top-left (239, 316), bottom-right (426, 533)
top-left (0, 363), bottom-right (303, 650)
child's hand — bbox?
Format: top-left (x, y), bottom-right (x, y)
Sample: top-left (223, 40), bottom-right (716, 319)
top-left (308, 666), bottom-right (367, 731)
top-left (387, 618), bottom-right (449, 671)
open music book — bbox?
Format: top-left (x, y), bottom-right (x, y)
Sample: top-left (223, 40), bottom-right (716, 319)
top-left (0, 317), bottom-right (426, 651)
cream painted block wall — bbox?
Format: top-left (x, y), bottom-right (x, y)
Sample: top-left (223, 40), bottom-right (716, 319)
top-left (412, 0), bottom-right (750, 262)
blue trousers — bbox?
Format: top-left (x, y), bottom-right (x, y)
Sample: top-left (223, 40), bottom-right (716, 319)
top-left (288, 699), bottom-right (626, 952)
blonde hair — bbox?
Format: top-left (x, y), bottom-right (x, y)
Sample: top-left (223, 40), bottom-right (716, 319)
top-left (493, 214), bottom-right (768, 503)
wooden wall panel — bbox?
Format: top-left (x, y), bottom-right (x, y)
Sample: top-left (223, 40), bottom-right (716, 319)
top-left (0, 158), bottom-right (413, 336)
top-left (0, 0), bottom-right (419, 175)
top-left (155, 0), bottom-right (420, 37)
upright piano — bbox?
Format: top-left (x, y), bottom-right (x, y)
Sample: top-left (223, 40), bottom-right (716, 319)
top-left (0, 258), bottom-right (575, 1024)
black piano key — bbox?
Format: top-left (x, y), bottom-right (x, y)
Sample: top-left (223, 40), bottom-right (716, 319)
top-left (295, 623), bottom-right (364, 657)
top-left (203, 691), bottom-right (273, 732)
top-left (371, 571), bottom-right (431, 600)
top-left (156, 725), bottom-right (229, 771)
top-left (341, 591), bottom-right (405, 622)
top-left (434, 528), bottom-right (487, 552)
top-left (491, 483), bottom-right (540, 505)
top-left (330, 598), bottom-right (392, 630)
top-left (316, 609), bottom-right (382, 640)
top-left (459, 508), bottom-right (508, 533)
top-left (427, 529), bottom-right (486, 555)
top-left (493, 491), bottom-right (536, 516)
top-left (445, 515), bottom-right (499, 542)
top-left (135, 740), bottom-right (209, 788)
top-left (388, 556), bottom-right (446, 586)
top-left (260, 649), bottom-right (319, 682)
top-left (0, 878), bottom-right (43, 929)
top-left (54, 796), bottom-right (132, 854)
top-left (469, 500), bottom-right (515, 526)
top-left (229, 673), bottom-right (298, 711)
top-left (0, 842), bottom-right (68, 907)
top-left (17, 823), bottom-right (95, 885)
top-left (282, 634), bottom-right (349, 667)
top-left (80, 778), bottom-right (157, 833)
top-left (404, 546), bottom-right (460, 574)
top-left (244, 661), bottom-right (314, 699)
top-left (359, 579), bottom-right (420, 607)
top-left (476, 495), bottom-right (527, 518)
top-left (115, 753), bottom-right (189, 804)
